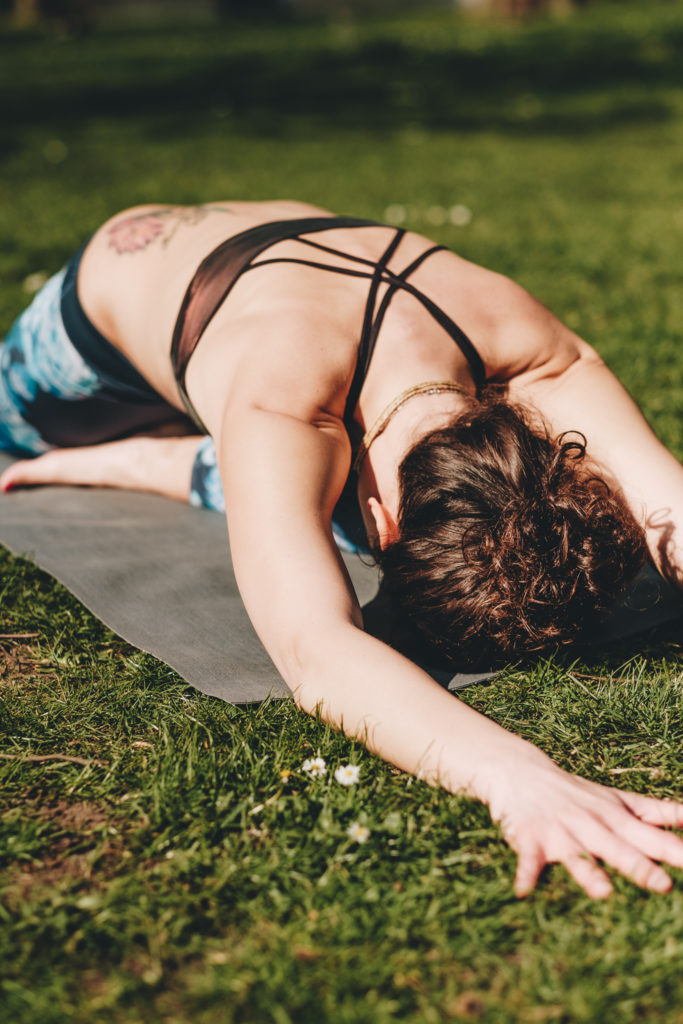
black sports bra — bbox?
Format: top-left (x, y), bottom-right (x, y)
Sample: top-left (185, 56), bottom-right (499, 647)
top-left (170, 216), bottom-right (486, 437)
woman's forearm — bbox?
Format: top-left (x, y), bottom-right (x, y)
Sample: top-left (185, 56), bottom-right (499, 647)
top-left (291, 621), bottom-right (549, 805)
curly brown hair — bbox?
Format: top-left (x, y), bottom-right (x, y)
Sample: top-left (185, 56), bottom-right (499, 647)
top-left (376, 394), bottom-right (647, 666)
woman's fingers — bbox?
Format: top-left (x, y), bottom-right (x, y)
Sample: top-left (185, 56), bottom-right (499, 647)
top-left (499, 765), bottom-right (683, 899)
top-left (511, 801), bottom-right (683, 899)
top-left (562, 850), bottom-right (613, 899)
top-left (514, 842), bottom-right (546, 898)
top-left (514, 835), bottom-right (614, 899)
top-left (615, 790), bottom-right (683, 829)
top-left (607, 812), bottom-right (683, 870)
top-left (581, 826), bottom-right (673, 893)
top-left (514, 831), bottom-right (669, 900)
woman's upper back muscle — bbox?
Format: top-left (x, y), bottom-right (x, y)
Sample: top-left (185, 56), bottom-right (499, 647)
top-left (76, 200), bottom-right (591, 432)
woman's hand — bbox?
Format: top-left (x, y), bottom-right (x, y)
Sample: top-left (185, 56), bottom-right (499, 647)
top-left (0, 434), bottom-right (202, 503)
top-left (486, 756), bottom-right (683, 898)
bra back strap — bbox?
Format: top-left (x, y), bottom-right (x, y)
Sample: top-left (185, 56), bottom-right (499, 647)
top-left (170, 216), bottom-right (381, 397)
top-left (342, 228), bottom-right (405, 428)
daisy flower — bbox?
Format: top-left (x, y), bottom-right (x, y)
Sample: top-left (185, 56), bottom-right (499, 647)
top-left (302, 757), bottom-right (327, 778)
top-left (347, 822), bottom-right (370, 844)
top-left (334, 764), bottom-right (361, 786)
top-left (279, 769), bottom-right (292, 783)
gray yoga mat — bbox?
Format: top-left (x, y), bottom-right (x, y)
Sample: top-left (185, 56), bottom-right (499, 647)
top-left (0, 451), bottom-right (681, 704)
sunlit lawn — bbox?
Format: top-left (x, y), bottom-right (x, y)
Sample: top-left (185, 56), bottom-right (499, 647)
top-left (1, 2), bottom-right (682, 1021)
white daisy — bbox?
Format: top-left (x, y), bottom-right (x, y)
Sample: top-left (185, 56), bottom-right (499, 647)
top-left (302, 756), bottom-right (327, 778)
top-left (347, 821), bottom-right (370, 844)
top-left (334, 764), bottom-right (361, 786)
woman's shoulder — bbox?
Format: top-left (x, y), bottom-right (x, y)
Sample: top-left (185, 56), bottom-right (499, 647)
top-left (416, 246), bottom-right (594, 384)
top-left (480, 272), bottom-right (596, 385)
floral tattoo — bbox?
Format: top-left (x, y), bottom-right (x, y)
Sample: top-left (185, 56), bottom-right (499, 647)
top-left (107, 205), bottom-right (234, 254)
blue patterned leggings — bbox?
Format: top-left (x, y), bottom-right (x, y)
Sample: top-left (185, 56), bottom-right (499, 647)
top-left (0, 260), bottom-right (226, 514)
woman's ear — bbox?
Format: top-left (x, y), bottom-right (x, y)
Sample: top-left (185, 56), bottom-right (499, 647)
top-left (367, 497), bottom-right (399, 550)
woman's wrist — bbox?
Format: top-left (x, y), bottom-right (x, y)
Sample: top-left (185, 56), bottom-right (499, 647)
top-left (456, 731), bottom-right (559, 815)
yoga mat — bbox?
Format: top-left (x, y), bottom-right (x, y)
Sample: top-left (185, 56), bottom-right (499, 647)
top-left (0, 452), bottom-right (681, 704)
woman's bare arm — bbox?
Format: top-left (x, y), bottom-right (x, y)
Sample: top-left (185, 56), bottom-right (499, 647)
top-left (216, 399), bottom-right (683, 899)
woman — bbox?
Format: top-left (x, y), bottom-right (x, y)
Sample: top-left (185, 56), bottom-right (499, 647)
top-left (2, 199), bottom-right (682, 899)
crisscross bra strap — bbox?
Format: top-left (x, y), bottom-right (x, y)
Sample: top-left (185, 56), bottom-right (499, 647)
top-left (170, 217), bottom-right (379, 413)
top-left (361, 245), bottom-right (486, 394)
top-left (170, 215), bottom-right (486, 432)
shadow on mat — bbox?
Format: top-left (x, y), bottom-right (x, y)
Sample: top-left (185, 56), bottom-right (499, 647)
top-left (363, 562), bottom-right (683, 691)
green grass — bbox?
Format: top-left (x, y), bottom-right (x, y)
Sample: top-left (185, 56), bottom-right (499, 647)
top-left (1, 2), bottom-right (683, 1021)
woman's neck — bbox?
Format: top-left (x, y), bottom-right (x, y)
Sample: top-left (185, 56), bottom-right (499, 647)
top-left (357, 385), bottom-right (473, 540)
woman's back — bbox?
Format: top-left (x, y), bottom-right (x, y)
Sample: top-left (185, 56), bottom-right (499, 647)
top-left (77, 199), bottom-right (584, 437)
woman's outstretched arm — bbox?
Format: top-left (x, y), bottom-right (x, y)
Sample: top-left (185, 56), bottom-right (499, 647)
top-left (2, 383), bottom-right (681, 896)
top-left (216, 399), bottom-right (683, 899)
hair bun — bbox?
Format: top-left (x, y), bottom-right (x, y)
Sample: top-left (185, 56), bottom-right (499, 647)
top-left (378, 396), bottom-right (647, 666)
